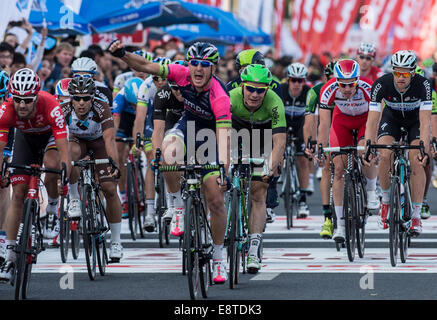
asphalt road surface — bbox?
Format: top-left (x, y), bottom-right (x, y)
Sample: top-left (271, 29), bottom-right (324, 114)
top-left (2, 176), bottom-right (437, 306)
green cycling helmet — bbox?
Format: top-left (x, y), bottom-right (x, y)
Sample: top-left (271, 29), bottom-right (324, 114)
top-left (240, 64), bottom-right (272, 85)
top-left (236, 49), bottom-right (265, 70)
top-left (415, 66), bottom-right (424, 76)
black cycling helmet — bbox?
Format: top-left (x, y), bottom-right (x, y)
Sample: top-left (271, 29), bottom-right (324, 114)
top-left (186, 42), bottom-right (219, 65)
top-left (236, 49), bottom-right (265, 70)
top-left (324, 61), bottom-right (336, 79)
top-left (68, 76), bottom-right (96, 96)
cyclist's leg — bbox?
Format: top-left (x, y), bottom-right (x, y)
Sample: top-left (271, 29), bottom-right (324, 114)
top-left (66, 138), bottom-right (85, 219)
top-left (143, 119), bottom-right (156, 231)
top-left (293, 117), bottom-right (310, 217)
top-left (408, 137), bottom-right (426, 234)
top-left (247, 179), bottom-right (268, 272)
top-left (202, 173), bottom-right (227, 283)
top-left (422, 160), bottom-right (432, 218)
top-left (92, 138), bottom-right (123, 259)
top-left (320, 154), bottom-right (333, 238)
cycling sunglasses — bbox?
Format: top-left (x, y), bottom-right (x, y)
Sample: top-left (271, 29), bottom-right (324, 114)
top-left (289, 78), bottom-right (305, 83)
top-left (337, 81), bottom-right (358, 88)
top-left (72, 95), bottom-right (93, 102)
top-left (359, 55), bottom-right (373, 61)
top-left (12, 95), bottom-right (37, 104)
top-left (243, 84), bottom-right (268, 94)
top-left (393, 70), bottom-right (413, 78)
top-left (189, 59), bottom-right (213, 68)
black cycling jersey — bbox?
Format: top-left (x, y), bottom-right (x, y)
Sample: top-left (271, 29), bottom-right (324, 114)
top-left (369, 73), bottom-right (432, 118)
top-left (226, 77), bottom-right (283, 99)
top-left (153, 83), bottom-right (184, 132)
top-left (95, 83), bottom-right (113, 108)
top-left (280, 83), bottom-right (311, 120)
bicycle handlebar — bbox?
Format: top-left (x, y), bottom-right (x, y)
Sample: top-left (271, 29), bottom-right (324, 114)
top-left (364, 139), bottom-right (425, 163)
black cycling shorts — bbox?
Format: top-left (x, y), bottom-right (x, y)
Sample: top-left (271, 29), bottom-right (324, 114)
top-left (377, 108), bottom-right (420, 143)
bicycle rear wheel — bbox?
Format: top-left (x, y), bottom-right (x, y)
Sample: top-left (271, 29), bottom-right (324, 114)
top-left (184, 196), bottom-right (200, 300)
top-left (59, 195), bottom-right (70, 263)
top-left (199, 200), bottom-right (212, 298)
top-left (389, 180), bottom-right (400, 267)
top-left (136, 160), bottom-right (146, 239)
top-left (343, 175), bottom-right (356, 262)
top-left (400, 182), bottom-right (411, 263)
top-left (71, 221), bottom-right (80, 260)
top-left (81, 184), bottom-right (97, 280)
top-left (14, 199), bottom-right (35, 300)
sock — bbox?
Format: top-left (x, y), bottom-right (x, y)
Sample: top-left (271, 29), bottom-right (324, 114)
top-left (5, 240), bottom-right (16, 262)
top-left (171, 191), bottom-right (183, 209)
top-left (119, 191), bottom-right (127, 203)
top-left (166, 192), bottom-right (174, 209)
top-left (299, 190), bottom-right (307, 203)
top-left (70, 182), bottom-right (80, 200)
top-left (47, 196), bottom-right (58, 214)
top-left (365, 177), bottom-right (377, 191)
top-left (146, 199), bottom-right (155, 216)
top-left (248, 233), bottom-right (262, 257)
top-left (322, 205), bottom-right (332, 219)
top-left (412, 203), bottom-right (422, 219)
top-left (381, 187), bottom-right (391, 204)
top-left (212, 243), bottom-right (224, 261)
top-left (109, 222), bottom-right (122, 243)
top-left (335, 206), bottom-right (344, 226)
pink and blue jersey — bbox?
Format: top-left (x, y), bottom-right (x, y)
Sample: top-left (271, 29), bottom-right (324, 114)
top-left (164, 64), bottom-right (231, 130)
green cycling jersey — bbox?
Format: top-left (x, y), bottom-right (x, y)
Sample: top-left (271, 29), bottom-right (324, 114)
top-left (230, 87), bottom-right (286, 134)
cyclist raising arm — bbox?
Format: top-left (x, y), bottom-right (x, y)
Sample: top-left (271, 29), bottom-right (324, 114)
top-left (108, 40), bottom-right (231, 284)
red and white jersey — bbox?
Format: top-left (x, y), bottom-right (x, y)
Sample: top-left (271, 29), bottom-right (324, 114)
top-left (0, 91), bottom-right (68, 143)
top-left (320, 77), bottom-right (372, 117)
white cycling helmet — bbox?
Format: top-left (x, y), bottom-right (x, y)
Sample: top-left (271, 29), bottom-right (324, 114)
top-left (9, 68), bottom-right (40, 96)
top-left (391, 50), bottom-right (417, 70)
top-left (71, 57), bottom-right (98, 74)
top-left (286, 62), bottom-right (308, 78)
top-left (357, 42), bottom-right (376, 57)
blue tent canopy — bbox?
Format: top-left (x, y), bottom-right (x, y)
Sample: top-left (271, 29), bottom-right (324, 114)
top-left (163, 3), bottom-right (271, 46)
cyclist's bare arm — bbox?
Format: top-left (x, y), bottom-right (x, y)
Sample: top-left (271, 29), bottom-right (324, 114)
top-left (54, 137), bottom-right (71, 177)
top-left (109, 40), bottom-right (160, 75)
top-left (113, 114), bottom-right (121, 132)
top-left (132, 103), bottom-right (148, 147)
top-left (317, 108), bottom-right (331, 148)
top-left (217, 126), bottom-right (230, 173)
top-left (103, 127), bottom-right (120, 168)
top-left (152, 119), bottom-right (165, 156)
top-left (419, 109), bottom-right (431, 154)
top-left (0, 140), bottom-right (6, 173)
top-left (271, 132), bottom-right (286, 175)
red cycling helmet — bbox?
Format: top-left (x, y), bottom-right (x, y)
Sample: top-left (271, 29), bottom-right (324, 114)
top-left (55, 78), bottom-right (72, 97)
top-left (9, 68), bottom-right (41, 97)
top-left (334, 59), bottom-right (360, 79)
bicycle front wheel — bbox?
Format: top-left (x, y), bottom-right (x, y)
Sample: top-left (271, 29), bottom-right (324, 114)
top-left (356, 178), bottom-right (366, 258)
top-left (59, 194), bottom-right (70, 263)
top-left (389, 180), bottom-right (401, 267)
top-left (184, 196), bottom-right (200, 300)
top-left (14, 199), bottom-right (35, 300)
top-left (343, 175), bottom-right (356, 262)
top-left (283, 157), bottom-right (292, 229)
top-left (81, 184), bottom-right (97, 280)
top-left (228, 188), bottom-right (238, 289)
top-left (96, 196), bottom-right (108, 276)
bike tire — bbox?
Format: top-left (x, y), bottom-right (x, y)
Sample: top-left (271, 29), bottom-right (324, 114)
top-left (81, 184), bottom-right (97, 280)
top-left (59, 195), bottom-right (69, 263)
top-left (184, 196), bottom-right (200, 300)
top-left (343, 175), bottom-right (356, 262)
top-left (228, 188), bottom-right (238, 289)
top-left (71, 222), bottom-right (80, 260)
top-left (14, 199), bottom-right (34, 300)
top-left (356, 178), bottom-right (366, 258)
top-left (96, 197), bottom-right (108, 276)
top-left (283, 158), bottom-right (292, 229)
top-left (136, 160), bottom-right (146, 239)
top-left (389, 180), bottom-right (400, 267)
top-left (400, 182), bottom-right (411, 263)
top-left (199, 200), bottom-right (211, 298)
top-left (127, 162), bottom-right (138, 241)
